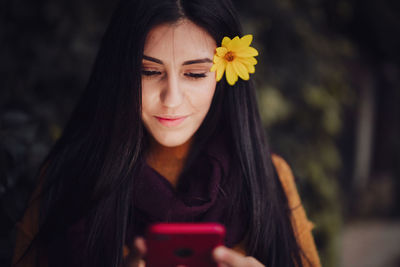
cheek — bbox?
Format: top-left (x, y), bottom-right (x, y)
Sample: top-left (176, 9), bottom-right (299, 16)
top-left (141, 81), bottom-right (156, 113)
top-left (189, 80), bottom-right (216, 112)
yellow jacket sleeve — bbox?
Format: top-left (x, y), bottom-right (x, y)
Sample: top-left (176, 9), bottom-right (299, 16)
top-left (271, 154), bottom-right (322, 267)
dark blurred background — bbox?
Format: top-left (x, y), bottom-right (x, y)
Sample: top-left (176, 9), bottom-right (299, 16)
top-left (1, 0), bottom-right (399, 266)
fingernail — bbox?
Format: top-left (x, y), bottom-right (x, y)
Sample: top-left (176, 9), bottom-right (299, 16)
top-left (135, 237), bottom-right (147, 254)
top-left (213, 246), bottom-right (226, 259)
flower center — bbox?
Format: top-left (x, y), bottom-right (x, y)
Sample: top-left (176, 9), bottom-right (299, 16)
top-left (224, 51), bottom-right (235, 62)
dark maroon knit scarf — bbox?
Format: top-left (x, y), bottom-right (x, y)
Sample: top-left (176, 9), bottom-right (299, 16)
top-left (127, 131), bottom-right (248, 248)
top-left (51, 131), bottom-right (248, 267)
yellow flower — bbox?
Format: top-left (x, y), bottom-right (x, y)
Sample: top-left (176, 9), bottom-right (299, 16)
top-left (210, 34), bottom-right (258, 86)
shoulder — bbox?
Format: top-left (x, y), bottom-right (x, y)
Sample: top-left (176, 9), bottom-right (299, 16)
top-left (271, 153), bottom-right (315, 233)
top-left (271, 154), bottom-right (322, 266)
top-left (271, 154), bottom-right (301, 209)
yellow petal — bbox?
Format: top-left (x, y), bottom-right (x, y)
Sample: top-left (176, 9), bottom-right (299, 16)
top-left (235, 47), bottom-right (259, 57)
top-left (232, 60), bottom-right (249, 80)
top-left (226, 62), bottom-right (238, 85)
top-left (226, 36), bottom-right (241, 51)
top-left (221, 36), bottom-right (231, 47)
top-left (216, 60), bottom-right (227, 81)
top-left (239, 56), bottom-right (257, 65)
top-left (213, 54), bottom-right (223, 64)
top-left (216, 47), bottom-right (228, 57)
top-left (211, 55), bottom-right (224, 72)
top-left (237, 58), bottom-right (256, 73)
top-left (245, 63), bottom-right (255, 74)
top-left (237, 56), bottom-right (257, 67)
top-left (239, 34), bottom-right (253, 47)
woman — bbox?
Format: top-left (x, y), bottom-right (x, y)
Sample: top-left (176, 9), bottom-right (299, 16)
top-left (13, 0), bottom-right (321, 266)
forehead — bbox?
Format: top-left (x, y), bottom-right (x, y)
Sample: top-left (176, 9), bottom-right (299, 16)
top-left (143, 20), bottom-right (216, 62)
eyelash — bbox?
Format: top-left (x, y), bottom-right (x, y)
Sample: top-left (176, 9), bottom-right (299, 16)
top-left (141, 70), bottom-right (207, 79)
top-left (185, 73), bottom-right (207, 79)
top-left (141, 70), bottom-right (161, 76)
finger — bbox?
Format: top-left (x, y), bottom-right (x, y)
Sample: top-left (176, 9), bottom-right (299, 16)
top-left (138, 259), bottom-right (146, 267)
top-left (124, 258), bottom-right (145, 267)
top-left (133, 238), bottom-right (147, 267)
top-left (124, 237), bottom-right (147, 267)
top-left (134, 237), bottom-right (147, 255)
top-left (213, 246), bottom-right (245, 266)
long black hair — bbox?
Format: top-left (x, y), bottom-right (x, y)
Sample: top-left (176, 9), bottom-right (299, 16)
top-left (14, 0), bottom-right (308, 266)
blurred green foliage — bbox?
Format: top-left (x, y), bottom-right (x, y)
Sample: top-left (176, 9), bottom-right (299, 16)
top-left (234, 0), bottom-right (398, 266)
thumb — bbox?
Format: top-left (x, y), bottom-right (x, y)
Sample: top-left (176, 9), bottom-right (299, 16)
top-left (213, 246), bottom-right (245, 267)
top-left (123, 237), bottom-right (147, 267)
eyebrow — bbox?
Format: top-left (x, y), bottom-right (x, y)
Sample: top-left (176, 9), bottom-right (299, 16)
top-left (143, 55), bottom-right (163, 64)
top-left (143, 55), bottom-right (212, 65)
top-left (182, 58), bottom-right (212, 65)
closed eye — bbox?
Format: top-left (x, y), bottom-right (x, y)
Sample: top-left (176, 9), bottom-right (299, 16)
top-left (141, 70), bottom-right (207, 80)
top-left (184, 72), bottom-right (207, 79)
top-left (141, 70), bottom-right (162, 76)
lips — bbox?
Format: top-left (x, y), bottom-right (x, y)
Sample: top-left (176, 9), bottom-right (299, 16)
top-left (155, 115), bottom-right (187, 127)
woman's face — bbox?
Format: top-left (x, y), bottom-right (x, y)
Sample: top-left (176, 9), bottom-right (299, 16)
top-left (141, 20), bottom-right (217, 148)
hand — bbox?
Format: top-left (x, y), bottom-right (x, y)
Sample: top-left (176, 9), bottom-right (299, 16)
top-left (122, 237), bottom-right (147, 267)
top-left (213, 246), bottom-right (264, 267)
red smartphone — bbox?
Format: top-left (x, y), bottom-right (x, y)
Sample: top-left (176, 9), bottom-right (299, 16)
top-left (145, 223), bottom-right (226, 267)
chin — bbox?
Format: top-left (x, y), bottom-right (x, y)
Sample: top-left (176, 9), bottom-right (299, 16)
top-left (152, 132), bottom-right (194, 148)
top-left (156, 136), bottom-right (191, 147)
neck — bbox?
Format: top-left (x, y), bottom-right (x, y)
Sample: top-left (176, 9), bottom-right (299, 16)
top-left (146, 136), bottom-right (193, 188)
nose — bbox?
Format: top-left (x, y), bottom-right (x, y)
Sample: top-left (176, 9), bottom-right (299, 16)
top-left (160, 71), bottom-right (184, 108)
